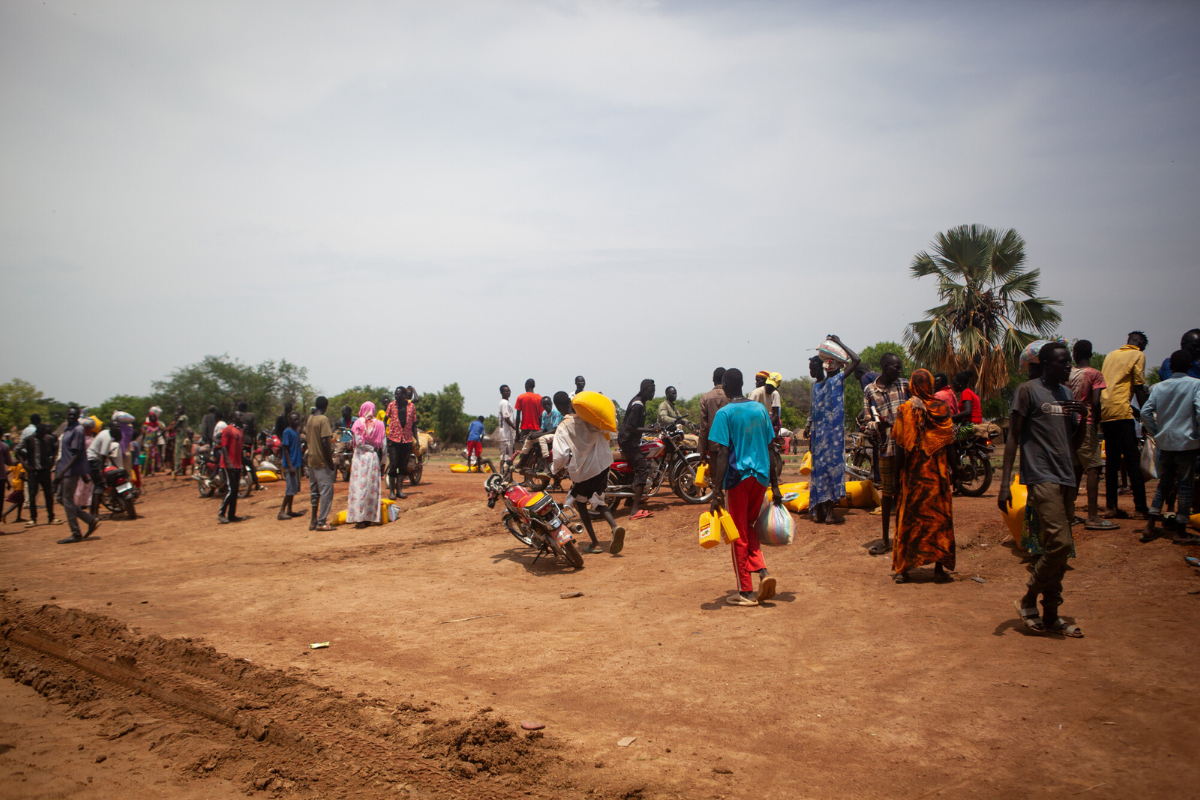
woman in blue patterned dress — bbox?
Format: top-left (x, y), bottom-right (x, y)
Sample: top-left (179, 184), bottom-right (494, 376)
top-left (808, 335), bottom-right (861, 525)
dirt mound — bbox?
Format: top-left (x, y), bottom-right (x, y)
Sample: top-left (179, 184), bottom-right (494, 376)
top-left (0, 595), bottom-right (572, 798)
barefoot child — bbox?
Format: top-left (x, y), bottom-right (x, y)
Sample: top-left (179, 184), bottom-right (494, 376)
top-left (277, 412), bottom-right (306, 521)
top-left (551, 392), bottom-right (625, 555)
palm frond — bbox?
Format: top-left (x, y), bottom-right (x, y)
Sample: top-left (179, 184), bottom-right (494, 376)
top-left (1009, 297), bottom-right (1063, 336)
top-left (989, 228), bottom-right (1027, 278)
top-left (997, 268), bottom-right (1041, 302)
top-left (1001, 326), bottom-right (1039, 365)
top-left (911, 251), bottom-right (952, 282)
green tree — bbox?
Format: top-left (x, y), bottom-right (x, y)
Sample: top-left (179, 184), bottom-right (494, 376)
top-left (326, 385), bottom-right (391, 419)
top-left (0, 378), bottom-right (49, 434)
top-left (90, 395), bottom-right (154, 429)
top-left (904, 225), bottom-right (1061, 399)
top-left (150, 355), bottom-right (312, 424)
top-left (433, 383), bottom-right (468, 443)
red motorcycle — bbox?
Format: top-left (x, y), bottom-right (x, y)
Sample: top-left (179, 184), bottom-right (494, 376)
top-left (486, 474), bottom-right (584, 569)
top-left (254, 432), bottom-right (284, 471)
top-left (607, 424), bottom-right (711, 505)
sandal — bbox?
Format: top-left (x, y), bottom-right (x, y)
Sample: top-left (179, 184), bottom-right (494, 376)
top-left (1046, 618), bottom-right (1083, 638)
top-left (892, 572), bottom-right (907, 584)
top-left (629, 510), bottom-right (653, 521)
top-left (866, 540), bottom-right (892, 556)
top-left (315, 523), bottom-right (333, 531)
top-left (583, 543), bottom-right (603, 554)
top-left (1172, 534), bottom-right (1200, 546)
top-left (1014, 600), bottom-right (1045, 633)
top-left (1084, 520), bottom-right (1120, 531)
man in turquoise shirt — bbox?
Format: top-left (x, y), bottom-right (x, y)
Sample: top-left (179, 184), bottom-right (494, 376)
top-left (1141, 349), bottom-right (1200, 545)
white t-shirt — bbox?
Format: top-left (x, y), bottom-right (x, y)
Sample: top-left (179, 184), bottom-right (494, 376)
top-left (87, 429), bottom-right (123, 469)
top-left (498, 399), bottom-right (515, 440)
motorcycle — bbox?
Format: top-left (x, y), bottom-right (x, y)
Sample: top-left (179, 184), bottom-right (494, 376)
top-left (254, 431), bottom-right (284, 472)
top-left (332, 426), bottom-right (355, 482)
top-left (952, 424), bottom-right (996, 496)
top-left (502, 431), bottom-right (559, 490)
top-left (99, 465), bottom-right (139, 519)
top-left (607, 423), bottom-right (712, 505)
top-left (486, 474), bottom-right (584, 569)
top-left (193, 446), bottom-right (253, 499)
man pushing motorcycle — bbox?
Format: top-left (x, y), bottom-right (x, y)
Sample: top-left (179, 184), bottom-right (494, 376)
top-left (551, 392), bottom-right (625, 555)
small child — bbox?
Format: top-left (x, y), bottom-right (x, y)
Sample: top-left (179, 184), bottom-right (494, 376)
top-left (278, 411), bottom-right (307, 521)
top-left (2, 464), bottom-right (24, 524)
top-left (550, 391), bottom-right (625, 555)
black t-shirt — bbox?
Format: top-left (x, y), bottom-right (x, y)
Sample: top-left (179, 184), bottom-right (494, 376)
top-left (200, 413), bottom-right (217, 445)
top-left (619, 397), bottom-right (646, 449)
top-left (274, 414), bottom-right (287, 438)
top-left (241, 412), bottom-right (257, 445)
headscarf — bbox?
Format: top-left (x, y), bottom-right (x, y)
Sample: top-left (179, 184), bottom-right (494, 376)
top-left (894, 368), bottom-right (954, 456)
top-left (352, 401), bottom-right (384, 448)
top-left (755, 370), bottom-right (770, 382)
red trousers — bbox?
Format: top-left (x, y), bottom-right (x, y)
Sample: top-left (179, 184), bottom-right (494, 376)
top-left (466, 441), bottom-right (482, 459)
top-left (727, 477), bottom-right (767, 592)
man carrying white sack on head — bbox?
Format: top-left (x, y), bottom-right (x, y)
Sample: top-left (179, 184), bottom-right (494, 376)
top-left (551, 391), bottom-right (625, 556)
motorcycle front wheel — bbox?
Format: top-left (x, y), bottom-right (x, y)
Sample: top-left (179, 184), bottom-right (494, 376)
top-left (408, 459), bottom-right (423, 486)
top-left (562, 540), bottom-right (584, 569)
top-left (504, 515), bottom-right (535, 547)
top-left (954, 449), bottom-right (994, 497)
top-left (238, 472), bottom-right (253, 498)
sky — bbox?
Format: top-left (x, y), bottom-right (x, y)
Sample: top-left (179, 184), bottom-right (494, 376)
top-left (2, 0), bottom-right (1198, 416)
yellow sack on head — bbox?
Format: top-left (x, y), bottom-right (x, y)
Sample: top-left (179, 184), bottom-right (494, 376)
top-left (572, 391), bottom-right (617, 433)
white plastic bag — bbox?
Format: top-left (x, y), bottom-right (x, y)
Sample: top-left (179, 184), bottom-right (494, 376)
top-left (1140, 435), bottom-right (1158, 481)
top-left (755, 499), bottom-right (795, 546)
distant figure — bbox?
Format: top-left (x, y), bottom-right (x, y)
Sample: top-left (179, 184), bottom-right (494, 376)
top-left (618, 379), bottom-right (657, 520)
top-left (657, 386), bottom-right (684, 427)
top-left (1158, 328), bottom-right (1200, 380)
top-left (385, 386), bottom-right (417, 500)
top-left (1140, 349), bottom-right (1200, 545)
top-left (514, 379), bottom-right (544, 469)
top-left (862, 354), bottom-right (910, 555)
top-left (346, 401), bottom-right (385, 528)
top-left (216, 410), bottom-right (245, 525)
top-left (697, 367), bottom-right (728, 467)
top-left (571, 375), bottom-right (586, 399)
top-left (932, 373), bottom-right (960, 416)
top-left (277, 411), bottom-right (306, 521)
top-left (466, 416), bottom-right (485, 468)
top-left (1100, 331), bottom-right (1150, 519)
top-left (53, 406), bottom-right (100, 544)
top-left (306, 396), bottom-right (336, 530)
top-left (1067, 341), bottom-right (1115, 531)
top-left (171, 405), bottom-right (191, 476)
top-left (497, 385), bottom-right (516, 462)
top-left (809, 335), bottom-right (861, 525)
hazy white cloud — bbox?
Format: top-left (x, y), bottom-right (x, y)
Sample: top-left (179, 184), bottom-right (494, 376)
top-left (2, 0), bottom-right (1197, 412)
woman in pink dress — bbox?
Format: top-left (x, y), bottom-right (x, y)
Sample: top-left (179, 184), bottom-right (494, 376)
top-left (346, 401), bottom-right (384, 528)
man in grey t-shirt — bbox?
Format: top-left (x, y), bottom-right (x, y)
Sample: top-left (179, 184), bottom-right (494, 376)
top-left (998, 342), bottom-right (1088, 637)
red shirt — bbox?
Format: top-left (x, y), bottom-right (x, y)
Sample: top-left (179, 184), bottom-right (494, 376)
top-left (515, 392), bottom-right (544, 431)
top-left (960, 388), bottom-right (983, 424)
top-left (219, 424), bottom-right (244, 469)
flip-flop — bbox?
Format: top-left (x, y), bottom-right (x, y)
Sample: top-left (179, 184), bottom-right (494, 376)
top-left (1102, 509), bottom-right (1129, 520)
top-left (1172, 535), bottom-right (1200, 546)
top-left (583, 543), bottom-right (604, 554)
top-left (1084, 520), bottom-right (1120, 531)
top-left (629, 510), bottom-right (653, 521)
top-left (867, 541), bottom-right (892, 556)
top-left (1014, 600), bottom-right (1045, 633)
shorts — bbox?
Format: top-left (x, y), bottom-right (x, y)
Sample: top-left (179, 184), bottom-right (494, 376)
top-left (466, 440), bottom-right (482, 458)
top-left (1073, 423), bottom-right (1103, 471)
top-left (568, 471), bottom-right (609, 507)
top-left (620, 443), bottom-right (650, 487)
top-left (284, 469), bottom-right (301, 496)
top-left (878, 455), bottom-right (897, 497)
top-left (388, 441), bottom-right (412, 476)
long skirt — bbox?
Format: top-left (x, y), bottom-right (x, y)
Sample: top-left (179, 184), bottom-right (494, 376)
top-left (346, 445), bottom-right (381, 523)
top-left (892, 445), bottom-right (956, 573)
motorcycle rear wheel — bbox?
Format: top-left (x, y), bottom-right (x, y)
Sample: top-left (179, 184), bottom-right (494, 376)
top-left (562, 540), bottom-right (584, 569)
top-left (954, 450), bottom-right (994, 497)
top-left (409, 460), bottom-right (423, 486)
top-left (504, 515), bottom-right (535, 548)
top-left (100, 492), bottom-right (121, 513)
top-left (238, 473), bottom-right (253, 499)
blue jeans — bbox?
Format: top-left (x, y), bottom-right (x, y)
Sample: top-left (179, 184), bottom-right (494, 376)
top-left (1151, 450), bottom-right (1196, 520)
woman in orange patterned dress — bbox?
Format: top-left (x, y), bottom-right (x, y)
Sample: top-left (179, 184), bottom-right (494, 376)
top-left (891, 369), bottom-right (956, 583)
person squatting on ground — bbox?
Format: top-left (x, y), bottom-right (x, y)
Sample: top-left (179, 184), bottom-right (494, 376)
top-left (1067, 340), bottom-right (1118, 531)
top-left (890, 370), bottom-right (956, 584)
top-left (385, 386), bottom-right (417, 500)
top-left (862, 354), bottom-right (911, 555)
top-left (809, 335), bottom-right (861, 525)
top-left (497, 385), bottom-right (516, 462)
top-left (306, 396), bottom-right (336, 531)
top-left (551, 392), bottom-right (625, 555)
top-left (999, 341), bottom-right (1088, 637)
top-left (1139, 349), bottom-right (1200, 546)
top-left (53, 406), bottom-right (101, 544)
top-left (706, 368), bottom-right (782, 606)
top-left (277, 411), bottom-right (306, 521)
top-left (216, 410), bottom-right (245, 524)
top-left (1100, 331), bottom-right (1150, 519)
top-left (346, 401), bottom-right (385, 528)
top-left (619, 379), bottom-right (658, 520)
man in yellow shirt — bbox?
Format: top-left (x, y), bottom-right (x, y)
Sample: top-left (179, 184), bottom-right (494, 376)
top-left (1100, 331), bottom-right (1150, 519)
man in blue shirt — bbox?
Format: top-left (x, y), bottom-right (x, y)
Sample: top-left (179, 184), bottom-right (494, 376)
top-left (53, 406), bottom-right (100, 543)
top-left (466, 416), bottom-right (485, 469)
top-left (707, 368), bottom-right (783, 606)
top-left (1158, 329), bottom-right (1200, 380)
top-left (277, 411), bottom-right (306, 521)
top-left (1141, 349), bottom-right (1200, 545)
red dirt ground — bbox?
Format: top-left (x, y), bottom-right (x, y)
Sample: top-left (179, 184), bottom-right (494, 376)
top-left (1, 454), bottom-right (1198, 799)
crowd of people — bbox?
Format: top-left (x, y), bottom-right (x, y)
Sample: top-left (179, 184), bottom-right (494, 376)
top-left (3, 327), bottom-right (1197, 635)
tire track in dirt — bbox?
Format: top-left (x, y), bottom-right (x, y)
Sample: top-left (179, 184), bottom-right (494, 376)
top-left (0, 595), bottom-right (626, 799)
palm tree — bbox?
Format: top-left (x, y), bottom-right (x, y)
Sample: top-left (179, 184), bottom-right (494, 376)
top-left (903, 224), bottom-right (1061, 399)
